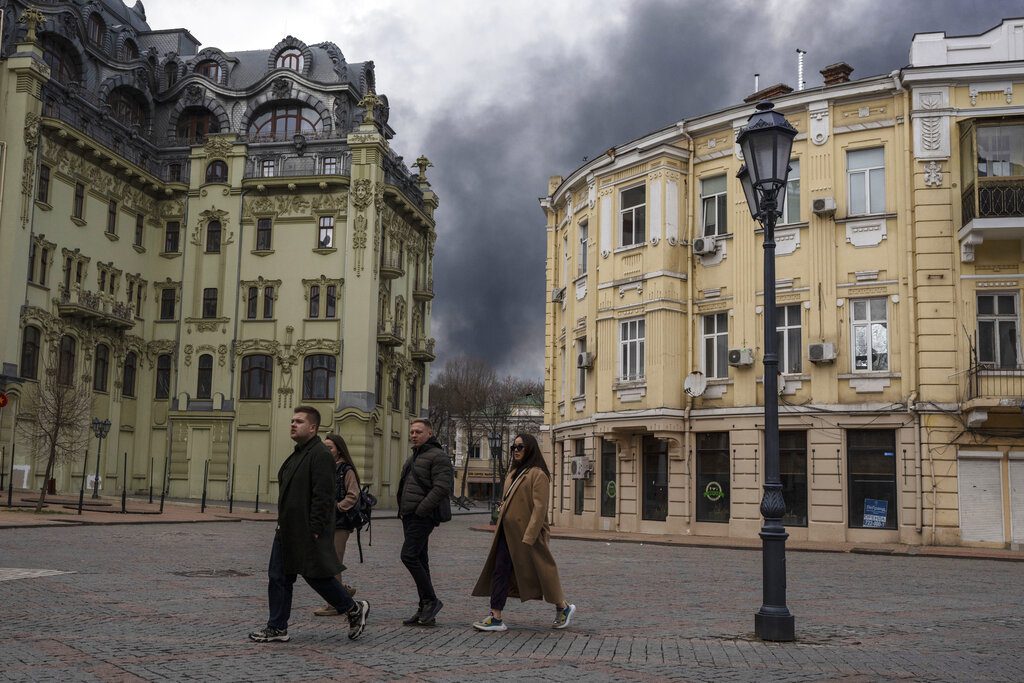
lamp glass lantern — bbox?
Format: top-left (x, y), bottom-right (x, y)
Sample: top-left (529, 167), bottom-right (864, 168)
top-left (736, 101), bottom-right (797, 205)
top-left (488, 433), bottom-right (502, 452)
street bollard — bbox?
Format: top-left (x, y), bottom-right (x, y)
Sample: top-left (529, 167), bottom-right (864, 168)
top-left (121, 452), bottom-right (128, 514)
top-left (200, 459), bottom-right (209, 513)
top-left (77, 447), bottom-right (88, 515)
top-left (0, 446), bottom-right (5, 492)
top-left (254, 464), bottom-right (260, 513)
top-left (148, 457), bottom-right (153, 505)
top-left (228, 459), bottom-right (235, 514)
top-left (7, 443), bottom-right (16, 508)
top-left (159, 452), bottom-right (169, 514)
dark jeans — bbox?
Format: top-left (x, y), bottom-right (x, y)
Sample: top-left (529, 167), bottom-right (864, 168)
top-left (401, 514), bottom-right (437, 602)
top-left (267, 535), bottom-right (355, 630)
top-left (490, 528), bottom-right (514, 611)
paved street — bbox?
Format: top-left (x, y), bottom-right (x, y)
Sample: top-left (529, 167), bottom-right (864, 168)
top-left (1, 516), bottom-right (1021, 682)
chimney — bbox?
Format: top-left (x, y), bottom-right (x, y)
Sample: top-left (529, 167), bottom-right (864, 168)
top-left (743, 83), bottom-right (794, 104)
top-left (820, 62), bottom-right (854, 86)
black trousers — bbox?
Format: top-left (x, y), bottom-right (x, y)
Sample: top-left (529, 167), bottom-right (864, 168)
top-left (267, 535), bottom-right (354, 630)
top-left (400, 514), bottom-right (437, 602)
top-left (490, 528), bottom-right (514, 611)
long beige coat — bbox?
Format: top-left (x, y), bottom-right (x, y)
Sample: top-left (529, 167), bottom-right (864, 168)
top-left (472, 467), bottom-right (565, 605)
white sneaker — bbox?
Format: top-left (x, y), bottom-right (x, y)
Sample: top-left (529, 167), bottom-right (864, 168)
top-left (472, 615), bottom-right (508, 632)
top-left (553, 603), bottom-right (576, 629)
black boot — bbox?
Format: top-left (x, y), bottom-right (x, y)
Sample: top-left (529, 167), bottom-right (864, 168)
top-left (403, 600), bottom-right (426, 625)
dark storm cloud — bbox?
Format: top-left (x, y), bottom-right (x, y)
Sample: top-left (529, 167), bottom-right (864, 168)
top-left (423, 0), bottom-right (1023, 379)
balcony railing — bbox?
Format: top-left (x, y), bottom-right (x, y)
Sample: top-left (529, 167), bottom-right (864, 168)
top-left (962, 178), bottom-right (1024, 225)
top-left (243, 153), bottom-right (352, 179)
top-left (377, 320), bottom-right (404, 346)
top-left (57, 286), bottom-right (134, 330)
top-left (965, 362), bottom-right (1024, 402)
top-left (382, 151), bottom-right (426, 212)
top-left (410, 337), bottom-right (436, 362)
top-left (379, 254), bottom-right (405, 279)
top-left (413, 278), bottom-right (434, 301)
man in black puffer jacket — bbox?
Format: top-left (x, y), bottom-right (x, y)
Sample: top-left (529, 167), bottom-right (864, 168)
top-left (397, 418), bottom-right (453, 626)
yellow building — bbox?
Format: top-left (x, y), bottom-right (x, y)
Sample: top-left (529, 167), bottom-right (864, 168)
top-left (0, 1), bottom-right (437, 504)
top-left (542, 18), bottom-right (1024, 549)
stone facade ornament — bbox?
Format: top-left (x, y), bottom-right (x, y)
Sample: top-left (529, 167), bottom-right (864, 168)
top-left (183, 84), bottom-right (203, 104)
top-left (923, 161), bottom-right (942, 188)
top-left (21, 112), bottom-right (41, 228)
top-left (272, 77), bottom-right (291, 99)
top-left (913, 88), bottom-right (950, 159)
top-left (203, 136), bottom-right (233, 159)
top-left (808, 101), bottom-right (830, 146)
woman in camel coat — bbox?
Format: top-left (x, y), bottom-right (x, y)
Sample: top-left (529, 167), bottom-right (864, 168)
top-left (471, 433), bottom-right (575, 631)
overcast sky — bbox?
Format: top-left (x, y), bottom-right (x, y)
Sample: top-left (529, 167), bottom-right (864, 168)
top-left (145, 0), bottom-right (1022, 381)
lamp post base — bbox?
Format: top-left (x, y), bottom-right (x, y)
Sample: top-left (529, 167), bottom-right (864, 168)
top-left (755, 608), bottom-right (795, 641)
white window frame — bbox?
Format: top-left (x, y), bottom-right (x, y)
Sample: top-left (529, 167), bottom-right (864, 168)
top-left (619, 185), bottom-right (646, 247)
top-left (260, 159), bottom-right (276, 178)
top-left (851, 297), bottom-right (888, 372)
top-left (702, 312), bottom-right (729, 378)
top-left (578, 221), bottom-right (588, 276)
top-left (977, 292), bottom-right (1020, 368)
top-left (847, 147), bottom-right (885, 216)
top-left (700, 176), bottom-right (728, 237)
top-left (778, 159), bottom-right (800, 225)
top-left (575, 337), bottom-right (586, 397)
top-left (619, 318), bottom-right (645, 381)
top-left (776, 304), bottom-right (802, 374)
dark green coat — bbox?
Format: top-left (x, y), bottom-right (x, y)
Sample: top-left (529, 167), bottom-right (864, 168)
top-left (276, 436), bottom-right (341, 578)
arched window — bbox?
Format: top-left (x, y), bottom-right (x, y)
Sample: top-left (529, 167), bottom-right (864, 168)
top-left (58, 334), bottom-right (77, 385)
top-left (42, 36), bottom-right (80, 85)
top-left (206, 220), bottom-right (222, 253)
top-left (93, 344), bottom-right (110, 392)
top-left (122, 351), bottom-right (137, 398)
top-left (20, 326), bottom-right (41, 380)
top-left (109, 87), bottom-right (146, 128)
top-left (177, 108), bottom-right (220, 144)
top-left (241, 354), bottom-right (273, 400)
top-left (122, 39), bottom-right (139, 61)
top-left (164, 63), bottom-right (179, 87)
top-left (196, 60), bottom-right (222, 82)
top-left (276, 48), bottom-right (303, 71)
top-left (302, 354), bottom-right (336, 400)
top-left (205, 160), bottom-right (227, 183)
top-left (197, 354), bottom-right (213, 399)
top-left (88, 14), bottom-right (105, 45)
top-left (155, 354), bottom-right (172, 399)
top-left (248, 105), bottom-right (322, 141)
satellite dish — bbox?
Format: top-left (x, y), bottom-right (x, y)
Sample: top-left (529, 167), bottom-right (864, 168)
top-left (684, 372), bottom-right (707, 398)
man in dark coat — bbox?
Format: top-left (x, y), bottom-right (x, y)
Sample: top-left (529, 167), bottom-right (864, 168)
top-left (249, 406), bottom-right (369, 642)
top-left (397, 418), bottom-right (453, 626)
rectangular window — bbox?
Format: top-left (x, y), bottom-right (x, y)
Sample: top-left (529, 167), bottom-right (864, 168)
top-left (975, 124), bottom-right (1024, 178)
top-left (159, 288), bottom-right (176, 320)
top-left (99, 270), bottom-right (107, 292)
top-left (391, 373), bottom-right (401, 411)
top-left (309, 285), bottom-right (320, 318)
top-left (600, 439), bottom-right (616, 518)
top-left (107, 199), bottom-right (118, 234)
top-left (702, 312), bottom-right (729, 378)
top-left (642, 435), bottom-right (668, 521)
top-left (168, 163), bottom-right (182, 182)
top-left (322, 156), bottom-right (337, 174)
top-left (202, 288), bottom-right (217, 318)
top-left (134, 213), bottom-right (144, 247)
top-left (63, 257), bottom-right (72, 289)
top-left (847, 429), bottom-right (897, 530)
top-left (574, 439), bottom-right (585, 515)
top-left (575, 337), bottom-right (586, 397)
top-left (27, 242), bottom-right (36, 284)
top-left (37, 165), bottom-right (50, 203)
top-left (73, 183), bottom-right (85, 219)
top-left (38, 248), bottom-right (48, 286)
top-left (578, 221), bottom-right (588, 275)
top-left (701, 175), bottom-right (728, 237)
top-left (847, 147), bottom-right (885, 215)
top-left (696, 432), bottom-right (730, 523)
top-left (260, 159), bottom-right (276, 178)
top-left (619, 185), bottom-right (646, 247)
top-left (263, 286), bottom-right (275, 319)
top-left (318, 216), bottom-right (334, 249)
top-left (468, 443), bottom-right (481, 459)
top-left (780, 431), bottom-right (808, 527)
top-left (777, 304), bottom-right (802, 374)
top-left (325, 285), bottom-right (337, 318)
top-left (408, 380), bottom-right (417, 416)
top-left (619, 318), bottom-right (645, 381)
top-left (851, 297), bottom-right (888, 372)
top-left (246, 287), bottom-right (258, 319)
top-left (779, 159), bottom-right (800, 224)
top-left (164, 221), bottom-right (180, 253)
top-left (75, 261), bottom-right (83, 285)
top-left (977, 293), bottom-right (1019, 368)
top-left (256, 218), bottom-right (272, 251)
top-left (135, 281), bottom-right (144, 316)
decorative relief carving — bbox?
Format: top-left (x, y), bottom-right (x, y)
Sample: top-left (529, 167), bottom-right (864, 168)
top-left (809, 101), bottom-right (830, 146)
top-left (21, 112), bottom-right (41, 228)
top-left (846, 219), bottom-right (887, 248)
top-left (203, 136), bottom-right (233, 159)
top-left (924, 161), bottom-right (942, 187)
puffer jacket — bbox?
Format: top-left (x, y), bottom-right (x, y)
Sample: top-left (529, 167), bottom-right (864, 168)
top-left (397, 437), bottom-right (453, 518)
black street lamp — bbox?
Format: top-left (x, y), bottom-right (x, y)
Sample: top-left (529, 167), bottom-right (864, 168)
top-left (90, 417), bottom-right (111, 500)
top-left (736, 101), bottom-right (797, 643)
top-left (488, 432), bottom-right (502, 524)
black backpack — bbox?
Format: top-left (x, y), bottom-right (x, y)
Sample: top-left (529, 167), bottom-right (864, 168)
top-left (338, 464), bottom-right (378, 562)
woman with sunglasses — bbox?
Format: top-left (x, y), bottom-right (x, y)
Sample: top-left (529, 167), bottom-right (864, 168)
top-left (471, 433), bottom-right (575, 631)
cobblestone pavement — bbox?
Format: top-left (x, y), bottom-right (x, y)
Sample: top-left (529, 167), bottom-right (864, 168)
top-left (1, 518), bottom-right (1021, 682)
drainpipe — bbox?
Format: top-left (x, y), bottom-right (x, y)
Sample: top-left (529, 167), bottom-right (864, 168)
top-left (681, 123), bottom-right (696, 529)
top-left (226, 187), bottom-right (249, 504)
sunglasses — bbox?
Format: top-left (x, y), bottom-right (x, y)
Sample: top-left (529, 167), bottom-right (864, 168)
top-left (511, 444), bottom-right (525, 452)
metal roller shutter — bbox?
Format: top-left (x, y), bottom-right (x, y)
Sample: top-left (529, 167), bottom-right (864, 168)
top-left (958, 456), bottom-right (1004, 543)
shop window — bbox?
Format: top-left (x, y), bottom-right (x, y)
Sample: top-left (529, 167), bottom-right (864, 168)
top-left (642, 435), bottom-right (668, 521)
top-left (600, 439), bottom-right (616, 518)
top-left (574, 439), bottom-right (585, 515)
top-left (847, 430), bottom-right (897, 530)
top-left (696, 432), bottom-right (729, 523)
top-left (780, 431), bottom-right (808, 527)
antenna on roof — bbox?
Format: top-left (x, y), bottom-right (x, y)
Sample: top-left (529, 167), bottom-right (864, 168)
top-left (754, 73), bottom-right (760, 91)
top-left (796, 49), bottom-right (806, 91)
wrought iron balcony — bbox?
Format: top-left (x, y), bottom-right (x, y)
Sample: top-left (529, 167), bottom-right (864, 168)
top-left (56, 286), bottom-right (134, 330)
top-left (410, 337), bottom-right (436, 362)
top-left (376, 320), bottom-right (404, 347)
top-left (962, 179), bottom-right (1024, 224)
top-left (243, 153), bottom-right (352, 179)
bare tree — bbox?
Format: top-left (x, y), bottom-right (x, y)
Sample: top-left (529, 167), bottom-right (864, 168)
top-left (17, 358), bottom-right (93, 512)
top-left (481, 376), bottom-right (544, 480)
top-left (431, 356), bottom-right (495, 497)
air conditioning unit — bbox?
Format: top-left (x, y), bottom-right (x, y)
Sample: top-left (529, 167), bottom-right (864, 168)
top-left (812, 196), bottom-right (836, 217)
top-left (550, 286), bottom-right (566, 303)
top-left (577, 352), bottom-right (594, 369)
top-left (571, 456), bottom-right (593, 480)
top-left (808, 342), bottom-right (836, 363)
top-left (692, 236), bottom-right (717, 255)
top-left (728, 348), bottom-right (755, 367)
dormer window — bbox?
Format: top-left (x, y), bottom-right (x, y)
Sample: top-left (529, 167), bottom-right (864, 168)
top-left (122, 39), bottom-right (139, 61)
top-left (108, 88), bottom-right (145, 128)
top-left (276, 48), bottom-right (303, 71)
top-left (165, 63), bottom-right (179, 87)
top-left (88, 14), bottom-right (105, 45)
top-left (196, 60), bottom-right (223, 83)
